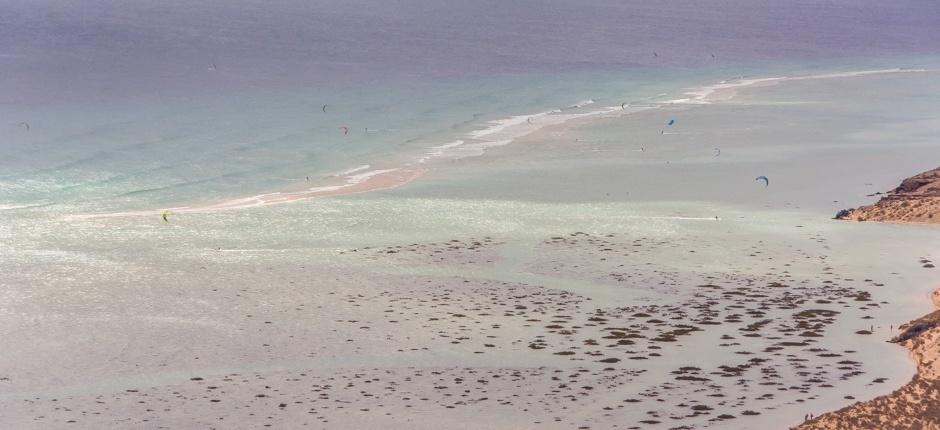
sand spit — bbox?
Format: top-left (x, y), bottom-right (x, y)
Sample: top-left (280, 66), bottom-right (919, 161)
top-left (64, 168), bottom-right (423, 221)
top-left (63, 68), bottom-right (932, 222)
top-left (670, 68), bottom-right (928, 105)
top-left (836, 166), bottom-right (940, 224)
top-left (796, 288), bottom-right (940, 430)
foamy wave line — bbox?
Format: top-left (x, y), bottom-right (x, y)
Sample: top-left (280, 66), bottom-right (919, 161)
top-left (665, 67), bottom-right (929, 105)
top-left (420, 101), bottom-right (656, 164)
top-left (334, 164), bottom-right (372, 176)
top-left (64, 168), bottom-right (421, 220)
top-left (417, 140), bottom-right (464, 163)
top-left (628, 216), bottom-right (721, 221)
top-left (0, 202), bottom-right (50, 211)
top-left (568, 99), bottom-right (596, 109)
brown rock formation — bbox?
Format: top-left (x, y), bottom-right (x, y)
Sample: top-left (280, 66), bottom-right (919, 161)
top-left (835, 166), bottom-right (940, 224)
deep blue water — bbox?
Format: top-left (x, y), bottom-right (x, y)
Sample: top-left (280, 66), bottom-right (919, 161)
top-left (2, 0), bottom-right (938, 102)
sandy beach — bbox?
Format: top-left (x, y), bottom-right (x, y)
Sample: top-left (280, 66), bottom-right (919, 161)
top-left (3, 67), bottom-right (940, 430)
top-left (796, 169), bottom-right (940, 429)
top-left (796, 287), bottom-right (940, 430)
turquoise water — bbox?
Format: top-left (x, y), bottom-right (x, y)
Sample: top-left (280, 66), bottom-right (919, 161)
top-left (4, 59), bottom-right (939, 291)
top-left (0, 70), bottom-right (696, 212)
top-left (3, 55), bottom-right (936, 215)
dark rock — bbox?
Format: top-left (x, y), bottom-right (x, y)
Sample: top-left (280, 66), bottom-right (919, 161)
top-left (834, 209), bottom-right (854, 220)
top-left (890, 321), bottom-right (936, 343)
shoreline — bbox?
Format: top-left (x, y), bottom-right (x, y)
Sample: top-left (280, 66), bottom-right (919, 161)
top-left (796, 286), bottom-right (940, 430)
top-left (835, 166), bottom-right (940, 224)
top-left (806, 167), bottom-right (940, 428)
top-left (63, 167), bottom-right (424, 220)
top-left (65, 67), bottom-right (932, 221)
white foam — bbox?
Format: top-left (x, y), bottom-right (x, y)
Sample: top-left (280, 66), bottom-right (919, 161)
top-left (787, 68), bottom-right (927, 81)
top-left (432, 141), bottom-right (466, 150)
top-left (209, 168), bottom-right (399, 211)
top-left (425, 100), bottom-right (649, 164)
top-left (665, 77), bottom-right (783, 104)
top-left (568, 99), bottom-right (596, 108)
top-left (467, 113), bottom-right (544, 139)
top-left (346, 168), bottom-right (400, 184)
top-left (418, 140), bottom-right (465, 163)
top-left (665, 68), bottom-right (929, 105)
top-left (65, 166), bottom-right (408, 220)
top-left (0, 202), bottom-right (49, 211)
top-left (338, 164), bottom-right (371, 176)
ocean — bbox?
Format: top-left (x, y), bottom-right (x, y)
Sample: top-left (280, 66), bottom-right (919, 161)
top-left (2, 0), bottom-right (939, 215)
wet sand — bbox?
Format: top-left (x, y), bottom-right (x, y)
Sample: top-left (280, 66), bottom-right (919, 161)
top-left (0, 226), bottom-right (920, 429)
top-left (797, 287), bottom-right (940, 430)
top-left (65, 168), bottom-right (425, 220)
top-left (799, 166), bottom-right (940, 429)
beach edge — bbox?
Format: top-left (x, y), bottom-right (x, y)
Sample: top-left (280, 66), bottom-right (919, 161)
top-left (795, 287), bottom-right (940, 430)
